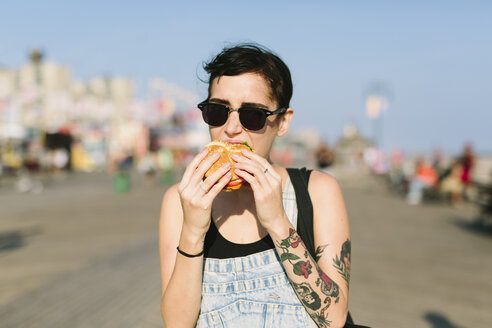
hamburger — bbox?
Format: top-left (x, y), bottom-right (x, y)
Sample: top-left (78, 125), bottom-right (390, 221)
top-left (202, 140), bottom-right (254, 192)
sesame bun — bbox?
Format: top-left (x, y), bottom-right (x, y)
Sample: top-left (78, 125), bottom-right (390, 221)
top-left (202, 140), bottom-right (254, 192)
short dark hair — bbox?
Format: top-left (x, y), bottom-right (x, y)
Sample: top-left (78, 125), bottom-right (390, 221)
top-left (203, 43), bottom-right (293, 108)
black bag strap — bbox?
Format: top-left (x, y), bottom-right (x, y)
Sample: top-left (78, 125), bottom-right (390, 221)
top-left (287, 167), bottom-right (315, 259)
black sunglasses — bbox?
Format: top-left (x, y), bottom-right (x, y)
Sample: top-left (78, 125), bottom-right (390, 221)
top-left (197, 102), bottom-right (287, 131)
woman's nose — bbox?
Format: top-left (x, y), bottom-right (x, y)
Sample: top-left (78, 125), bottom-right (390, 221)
top-left (224, 111), bottom-right (243, 135)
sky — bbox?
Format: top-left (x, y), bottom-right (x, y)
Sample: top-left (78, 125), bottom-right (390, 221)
top-left (1, 0), bottom-right (491, 156)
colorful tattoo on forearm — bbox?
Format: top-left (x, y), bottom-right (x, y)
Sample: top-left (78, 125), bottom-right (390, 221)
top-left (278, 228), bottom-right (313, 278)
top-left (316, 266), bottom-right (340, 302)
top-left (293, 282), bottom-right (321, 310)
top-left (293, 280), bottom-right (335, 327)
top-left (278, 229), bottom-right (341, 327)
top-left (293, 281), bottom-right (331, 327)
top-left (332, 239), bottom-right (351, 285)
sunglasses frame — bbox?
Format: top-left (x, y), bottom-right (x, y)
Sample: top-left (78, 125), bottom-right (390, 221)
top-left (197, 101), bottom-right (287, 131)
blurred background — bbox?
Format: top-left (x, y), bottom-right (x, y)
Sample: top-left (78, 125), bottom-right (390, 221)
top-left (0, 1), bottom-right (491, 327)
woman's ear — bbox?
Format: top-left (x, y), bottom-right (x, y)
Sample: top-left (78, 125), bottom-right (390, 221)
top-left (277, 108), bottom-right (294, 137)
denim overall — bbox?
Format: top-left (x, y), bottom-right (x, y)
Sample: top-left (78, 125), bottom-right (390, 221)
top-left (196, 177), bottom-right (318, 327)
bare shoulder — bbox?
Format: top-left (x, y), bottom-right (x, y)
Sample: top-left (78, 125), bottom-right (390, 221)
top-left (159, 183), bottom-right (183, 239)
top-left (308, 170), bottom-right (344, 201)
top-left (159, 185), bottom-right (183, 258)
top-left (307, 170), bottom-right (349, 237)
top-left (161, 183), bottom-right (181, 211)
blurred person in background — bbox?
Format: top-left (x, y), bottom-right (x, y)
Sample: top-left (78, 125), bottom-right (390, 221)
top-left (406, 156), bottom-right (439, 205)
top-left (389, 148), bottom-right (406, 195)
top-left (52, 148), bottom-right (69, 174)
top-left (159, 44), bottom-right (362, 328)
top-left (1, 139), bottom-right (23, 175)
top-left (71, 139), bottom-right (93, 172)
top-left (157, 147), bottom-right (175, 185)
top-left (439, 160), bottom-right (464, 207)
top-left (23, 140), bottom-right (41, 173)
top-left (460, 143), bottom-right (475, 199)
top-left (431, 148), bottom-right (445, 176)
top-left (315, 142), bottom-right (334, 173)
top-left (137, 152), bottom-right (157, 185)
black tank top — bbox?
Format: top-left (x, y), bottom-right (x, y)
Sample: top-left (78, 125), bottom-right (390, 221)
top-left (203, 221), bottom-right (274, 258)
top-left (203, 168), bottom-right (313, 259)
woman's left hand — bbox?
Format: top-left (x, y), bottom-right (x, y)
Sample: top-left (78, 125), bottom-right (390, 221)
top-left (231, 149), bottom-right (287, 231)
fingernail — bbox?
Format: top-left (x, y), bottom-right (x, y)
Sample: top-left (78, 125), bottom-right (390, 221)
top-left (225, 171), bottom-right (232, 177)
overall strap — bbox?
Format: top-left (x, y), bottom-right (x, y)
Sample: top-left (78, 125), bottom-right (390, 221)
top-left (286, 167), bottom-right (315, 258)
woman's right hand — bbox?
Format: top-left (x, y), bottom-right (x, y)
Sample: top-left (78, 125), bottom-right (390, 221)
top-left (177, 149), bottom-right (232, 238)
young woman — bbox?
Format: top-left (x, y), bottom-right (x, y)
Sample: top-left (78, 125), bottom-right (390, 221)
top-left (159, 44), bottom-right (351, 328)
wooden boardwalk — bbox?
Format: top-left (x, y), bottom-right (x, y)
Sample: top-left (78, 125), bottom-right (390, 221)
top-left (0, 233), bottom-right (161, 328)
top-left (0, 173), bottom-right (164, 328)
top-left (0, 170), bottom-right (491, 327)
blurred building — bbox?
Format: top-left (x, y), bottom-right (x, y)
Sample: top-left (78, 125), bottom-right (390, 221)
top-left (0, 50), bottom-right (141, 173)
top-left (0, 49), bottom-right (208, 175)
top-left (0, 50), bottom-right (135, 129)
top-left (333, 124), bottom-right (374, 170)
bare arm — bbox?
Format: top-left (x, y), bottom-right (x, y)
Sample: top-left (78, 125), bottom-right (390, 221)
top-left (159, 150), bottom-right (232, 327)
top-left (233, 151), bottom-right (350, 327)
top-left (268, 171), bottom-right (350, 327)
top-left (269, 225), bottom-right (348, 328)
top-left (282, 171), bottom-right (351, 327)
top-left (159, 184), bottom-right (205, 328)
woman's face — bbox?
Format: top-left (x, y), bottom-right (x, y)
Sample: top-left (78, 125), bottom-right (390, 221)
top-left (208, 72), bottom-right (293, 159)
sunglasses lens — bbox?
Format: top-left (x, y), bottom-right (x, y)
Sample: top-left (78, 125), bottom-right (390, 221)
top-left (239, 108), bottom-right (266, 131)
top-left (199, 103), bottom-right (268, 131)
top-left (202, 103), bottom-right (228, 126)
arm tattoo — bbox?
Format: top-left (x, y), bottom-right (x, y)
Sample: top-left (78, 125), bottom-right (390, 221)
top-left (293, 281), bottom-right (332, 326)
top-left (315, 265), bottom-right (340, 301)
top-left (278, 229), bottom-right (341, 327)
top-left (293, 282), bottom-right (322, 310)
top-left (314, 244), bottom-right (329, 262)
top-left (332, 239), bottom-right (351, 285)
top-left (278, 228), bottom-right (313, 278)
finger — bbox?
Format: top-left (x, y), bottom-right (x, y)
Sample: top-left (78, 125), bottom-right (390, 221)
top-left (179, 149), bottom-right (209, 188)
top-left (234, 167), bottom-right (261, 193)
top-left (237, 149), bottom-right (281, 180)
top-left (188, 152), bottom-right (221, 187)
top-left (202, 171), bottom-right (233, 203)
top-left (234, 160), bottom-right (271, 189)
top-left (232, 152), bottom-right (278, 185)
top-left (199, 162), bottom-right (231, 193)
top-left (231, 152), bottom-right (265, 170)
top-left (240, 148), bottom-right (269, 166)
